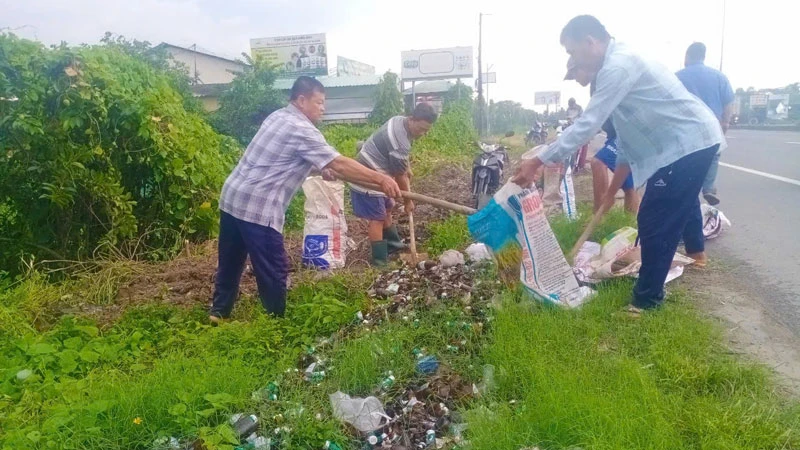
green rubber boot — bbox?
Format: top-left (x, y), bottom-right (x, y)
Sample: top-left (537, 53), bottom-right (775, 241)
top-left (370, 240), bottom-right (389, 267)
top-left (383, 224), bottom-right (407, 253)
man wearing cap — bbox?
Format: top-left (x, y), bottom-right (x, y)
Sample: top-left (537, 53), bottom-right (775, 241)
top-left (514, 15), bottom-right (723, 315)
top-left (564, 57), bottom-right (639, 213)
top-left (210, 76), bottom-right (401, 322)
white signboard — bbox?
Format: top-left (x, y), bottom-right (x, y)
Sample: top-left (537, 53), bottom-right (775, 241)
top-left (749, 94), bottom-right (768, 107)
top-left (337, 56), bottom-right (376, 76)
top-left (401, 47), bottom-right (473, 81)
top-left (250, 33), bottom-right (328, 78)
top-left (482, 72), bottom-right (497, 84)
top-left (534, 91), bottom-right (561, 106)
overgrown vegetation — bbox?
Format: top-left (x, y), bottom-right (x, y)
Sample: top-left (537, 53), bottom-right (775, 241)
top-left (369, 71), bottom-right (403, 125)
top-left (210, 57), bottom-right (285, 146)
top-left (0, 34), bottom-right (239, 274)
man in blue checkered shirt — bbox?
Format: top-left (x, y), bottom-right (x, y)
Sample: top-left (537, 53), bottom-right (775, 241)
top-left (211, 77), bottom-right (400, 322)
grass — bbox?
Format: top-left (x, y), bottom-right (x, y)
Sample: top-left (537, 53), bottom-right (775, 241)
top-left (2, 194), bottom-right (800, 449)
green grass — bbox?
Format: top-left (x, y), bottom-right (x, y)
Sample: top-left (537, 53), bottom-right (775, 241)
top-left (424, 215), bottom-right (472, 256)
top-left (466, 285), bottom-right (800, 449)
top-left (2, 195), bottom-right (800, 449)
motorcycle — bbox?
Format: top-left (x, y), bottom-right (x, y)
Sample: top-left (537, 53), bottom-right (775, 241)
top-left (525, 121), bottom-right (548, 146)
top-left (472, 131), bottom-right (513, 209)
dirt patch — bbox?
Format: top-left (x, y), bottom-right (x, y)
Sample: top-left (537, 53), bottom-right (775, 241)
top-left (679, 266), bottom-right (800, 395)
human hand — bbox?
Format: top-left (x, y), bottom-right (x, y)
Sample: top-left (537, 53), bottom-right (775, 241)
top-left (404, 199), bottom-right (415, 214)
top-left (378, 174), bottom-right (402, 198)
top-left (321, 168), bottom-right (338, 181)
top-left (511, 158), bottom-right (542, 187)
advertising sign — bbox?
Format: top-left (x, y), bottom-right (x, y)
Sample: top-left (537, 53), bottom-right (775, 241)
top-left (534, 91), bottom-right (561, 106)
top-left (749, 93), bottom-right (768, 107)
top-left (401, 47), bottom-right (473, 81)
top-left (337, 56), bottom-right (376, 76)
top-left (250, 33), bottom-right (328, 77)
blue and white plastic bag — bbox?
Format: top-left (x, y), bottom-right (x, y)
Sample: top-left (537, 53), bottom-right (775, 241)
top-left (302, 177), bottom-right (347, 269)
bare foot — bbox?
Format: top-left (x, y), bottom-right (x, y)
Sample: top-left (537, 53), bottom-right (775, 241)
top-left (686, 252), bottom-right (708, 268)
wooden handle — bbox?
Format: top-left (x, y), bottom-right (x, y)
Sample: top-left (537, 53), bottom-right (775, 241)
top-left (408, 211), bottom-right (418, 264)
top-left (360, 183), bottom-right (477, 215)
top-left (567, 205), bottom-right (608, 263)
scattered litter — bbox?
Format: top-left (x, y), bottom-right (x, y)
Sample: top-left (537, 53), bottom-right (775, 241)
top-left (330, 391), bottom-right (388, 432)
top-left (702, 203), bottom-right (732, 240)
top-left (152, 436), bottom-right (181, 450)
top-left (15, 369), bottom-right (32, 381)
top-left (386, 283), bottom-right (401, 295)
top-left (304, 362), bottom-right (326, 383)
top-left (231, 414), bottom-right (259, 439)
top-left (573, 227), bottom-right (694, 284)
top-left (324, 441), bottom-right (343, 450)
top-left (416, 355), bottom-right (440, 374)
top-left (439, 250), bottom-right (465, 268)
top-left (465, 243), bottom-right (493, 262)
top-left (252, 382), bottom-right (280, 402)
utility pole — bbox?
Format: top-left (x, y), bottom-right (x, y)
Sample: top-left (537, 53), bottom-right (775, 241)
top-left (477, 13), bottom-right (484, 136)
top-left (719, 0), bottom-right (727, 71)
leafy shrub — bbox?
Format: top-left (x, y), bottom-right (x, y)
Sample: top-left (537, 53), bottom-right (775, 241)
top-left (210, 58), bottom-right (285, 145)
top-left (0, 34), bottom-right (240, 272)
top-left (322, 124), bottom-right (375, 158)
top-left (412, 104), bottom-right (479, 175)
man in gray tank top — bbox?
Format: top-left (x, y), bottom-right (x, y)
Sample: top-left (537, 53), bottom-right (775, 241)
top-left (350, 103), bottom-right (438, 265)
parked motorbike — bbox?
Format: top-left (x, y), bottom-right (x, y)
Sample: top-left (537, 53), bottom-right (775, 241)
top-left (472, 131), bottom-right (513, 209)
top-left (525, 121), bottom-right (548, 146)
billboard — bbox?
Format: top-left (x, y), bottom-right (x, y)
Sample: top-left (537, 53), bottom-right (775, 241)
top-left (337, 56), bottom-right (376, 76)
top-left (749, 93), bottom-right (768, 107)
top-left (401, 47), bottom-right (473, 81)
top-left (534, 91), bottom-right (561, 105)
top-left (250, 33), bottom-right (328, 77)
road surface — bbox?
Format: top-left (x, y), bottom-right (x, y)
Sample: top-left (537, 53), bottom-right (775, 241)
top-left (709, 129), bottom-right (800, 335)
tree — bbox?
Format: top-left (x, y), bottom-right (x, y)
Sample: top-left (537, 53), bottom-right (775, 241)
top-left (489, 100), bottom-right (538, 134)
top-left (0, 34), bottom-right (239, 273)
top-left (443, 81), bottom-right (474, 111)
top-left (370, 71), bottom-right (403, 125)
top-left (211, 57), bottom-right (285, 145)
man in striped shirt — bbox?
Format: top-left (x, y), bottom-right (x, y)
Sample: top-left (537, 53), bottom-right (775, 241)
top-left (350, 103), bottom-right (438, 265)
top-left (211, 77), bottom-right (400, 321)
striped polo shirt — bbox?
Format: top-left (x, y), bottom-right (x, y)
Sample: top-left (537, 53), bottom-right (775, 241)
top-left (350, 116), bottom-right (411, 196)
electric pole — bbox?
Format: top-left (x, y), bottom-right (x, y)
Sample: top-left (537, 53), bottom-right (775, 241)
top-left (477, 13), bottom-right (484, 136)
top-left (719, 0), bottom-right (727, 71)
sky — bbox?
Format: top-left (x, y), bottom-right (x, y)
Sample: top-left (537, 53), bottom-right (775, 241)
top-left (3, 0), bottom-right (798, 109)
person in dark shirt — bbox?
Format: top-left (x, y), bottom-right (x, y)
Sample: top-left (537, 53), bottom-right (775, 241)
top-left (676, 42), bottom-right (734, 206)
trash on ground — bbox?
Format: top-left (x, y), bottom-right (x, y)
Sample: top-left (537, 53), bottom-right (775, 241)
top-left (439, 250), bottom-right (465, 268)
top-left (330, 391), bottom-right (388, 432)
top-left (701, 203), bottom-right (732, 240)
top-left (231, 414), bottom-right (259, 439)
top-left (465, 243), bottom-right (493, 263)
top-left (573, 227), bottom-right (694, 284)
top-left (416, 355), bottom-right (440, 374)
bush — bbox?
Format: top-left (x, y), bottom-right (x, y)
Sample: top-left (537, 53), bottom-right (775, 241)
top-left (0, 34), bottom-right (240, 273)
top-left (412, 104), bottom-right (479, 175)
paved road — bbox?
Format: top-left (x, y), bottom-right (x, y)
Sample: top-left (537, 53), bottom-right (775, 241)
top-left (709, 129), bottom-right (800, 335)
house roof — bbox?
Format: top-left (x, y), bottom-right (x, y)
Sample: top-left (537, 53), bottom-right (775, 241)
top-left (190, 83), bottom-right (230, 97)
top-left (403, 80), bottom-right (454, 95)
top-left (156, 43), bottom-right (248, 66)
top-left (273, 74), bottom-right (382, 90)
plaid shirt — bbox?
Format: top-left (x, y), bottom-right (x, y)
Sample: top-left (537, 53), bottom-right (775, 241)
top-left (539, 40), bottom-right (724, 188)
top-left (219, 104), bottom-right (339, 232)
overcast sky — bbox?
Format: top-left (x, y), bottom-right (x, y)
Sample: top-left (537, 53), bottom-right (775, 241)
top-left (3, 0), bottom-right (797, 109)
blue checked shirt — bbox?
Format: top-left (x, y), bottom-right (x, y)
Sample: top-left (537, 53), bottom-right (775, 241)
top-left (219, 104), bottom-right (339, 233)
top-left (539, 40), bottom-right (724, 188)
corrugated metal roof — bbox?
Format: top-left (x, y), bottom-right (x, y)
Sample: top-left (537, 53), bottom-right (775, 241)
top-left (403, 80), bottom-right (454, 95)
top-left (274, 74), bottom-right (382, 90)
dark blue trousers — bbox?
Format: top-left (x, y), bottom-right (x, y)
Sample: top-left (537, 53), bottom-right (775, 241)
top-left (210, 212), bottom-right (289, 318)
top-left (632, 145), bottom-right (718, 309)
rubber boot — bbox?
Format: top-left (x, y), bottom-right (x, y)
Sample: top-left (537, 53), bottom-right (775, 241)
top-left (383, 224), bottom-right (407, 253)
top-left (370, 240), bottom-right (389, 267)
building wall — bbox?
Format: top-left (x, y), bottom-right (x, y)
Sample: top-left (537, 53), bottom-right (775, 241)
top-left (200, 96), bottom-right (221, 112)
top-left (166, 47), bottom-right (245, 85)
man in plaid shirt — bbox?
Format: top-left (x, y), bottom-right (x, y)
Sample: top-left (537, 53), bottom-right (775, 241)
top-left (210, 77), bottom-right (400, 321)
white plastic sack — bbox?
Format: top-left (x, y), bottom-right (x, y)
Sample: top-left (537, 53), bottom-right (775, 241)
top-left (494, 182), bottom-right (594, 308)
top-left (560, 164), bottom-right (578, 220)
top-left (301, 177), bottom-right (347, 269)
top-left (542, 163), bottom-right (564, 211)
top-left (439, 249), bottom-right (466, 268)
top-left (465, 243), bottom-right (493, 262)
top-left (701, 203), bottom-right (731, 240)
top-left (329, 391), bottom-right (387, 432)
